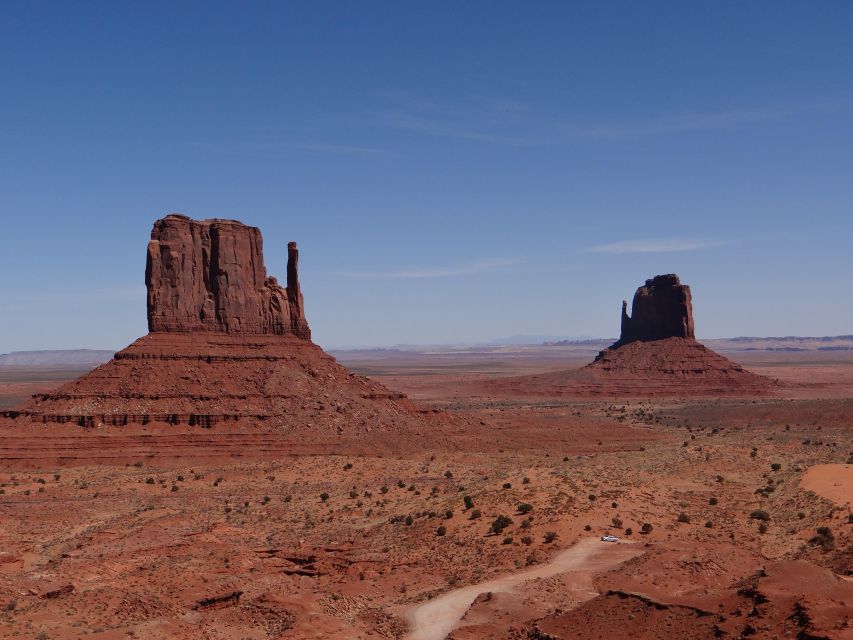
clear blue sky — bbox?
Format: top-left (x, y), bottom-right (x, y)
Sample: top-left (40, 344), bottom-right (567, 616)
top-left (1, 1), bottom-right (851, 351)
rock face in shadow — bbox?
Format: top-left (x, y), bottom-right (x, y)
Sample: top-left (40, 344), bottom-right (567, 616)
top-left (145, 214), bottom-right (310, 338)
top-left (618, 274), bottom-right (694, 345)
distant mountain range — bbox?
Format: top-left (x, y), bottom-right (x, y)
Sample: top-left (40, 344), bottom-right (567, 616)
top-left (4, 335), bottom-right (853, 365)
top-left (0, 350), bottom-right (115, 366)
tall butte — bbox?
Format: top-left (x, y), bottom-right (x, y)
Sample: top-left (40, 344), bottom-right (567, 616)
top-left (3, 214), bottom-right (422, 444)
top-left (145, 215), bottom-right (310, 337)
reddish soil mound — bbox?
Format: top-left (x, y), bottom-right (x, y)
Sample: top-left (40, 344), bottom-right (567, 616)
top-left (484, 338), bottom-right (774, 397)
top-left (4, 332), bottom-right (411, 429)
top-left (0, 332), bottom-right (449, 467)
top-left (528, 546), bottom-right (853, 640)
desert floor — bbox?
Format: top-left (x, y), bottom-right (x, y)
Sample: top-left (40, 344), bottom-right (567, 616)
top-left (0, 346), bottom-right (851, 639)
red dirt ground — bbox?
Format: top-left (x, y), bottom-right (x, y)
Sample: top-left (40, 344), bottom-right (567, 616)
top-left (0, 345), bottom-right (850, 639)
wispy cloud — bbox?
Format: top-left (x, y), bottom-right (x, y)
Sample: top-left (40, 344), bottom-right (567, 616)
top-left (333, 257), bottom-right (523, 279)
top-left (584, 238), bottom-right (729, 254)
top-left (566, 106), bottom-right (795, 140)
top-left (189, 139), bottom-right (392, 157)
top-left (364, 92), bottom-right (851, 145)
top-left (289, 142), bottom-right (393, 156)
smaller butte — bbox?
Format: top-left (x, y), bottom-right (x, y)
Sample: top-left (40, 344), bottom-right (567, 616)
top-left (486, 273), bottom-right (773, 397)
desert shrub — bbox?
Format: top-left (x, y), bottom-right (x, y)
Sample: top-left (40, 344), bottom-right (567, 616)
top-left (750, 510), bottom-right (771, 522)
top-left (677, 512), bottom-right (690, 524)
top-left (463, 495), bottom-right (474, 509)
top-left (380, 486), bottom-right (389, 494)
top-left (563, 456), bottom-right (569, 461)
top-left (588, 494), bottom-right (596, 501)
top-left (491, 515), bottom-right (513, 534)
top-left (408, 484), bottom-right (415, 491)
top-left (543, 531), bottom-right (557, 544)
top-left (502, 482), bottom-right (512, 489)
top-left (611, 502), bottom-right (618, 508)
top-left (517, 503), bottom-right (533, 515)
top-left (641, 523), bottom-right (653, 534)
top-left (444, 470), bottom-right (453, 479)
top-left (709, 497), bottom-right (718, 505)
top-left (283, 494), bottom-right (292, 503)
top-left (758, 523), bottom-right (768, 534)
top-left (405, 515), bottom-right (413, 526)
top-left (176, 475), bottom-right (184, 482)
top-left (520, 517), bottom-right (532, 529)
top-left (770, 463), bottom-right (782, 472)
top-left (145, 478), bottom-right (155, 485)
top-left (502, 536), bottom-right (513, 545)
top-left (584, 524), bottom-right (592, 531)
top-left (522, 477), bottom-right (531, 484)
top-left (469, 508), bottom-right (481, 520)
top-left (343, 462), bottom-right (353, 470)
top-left (521, 535), bottom-right (533, 545)
top-left (705, 521), bottom-right (713, 528)
top-left (611, 517), bottom-right (623, 528)
top-left (320, 492), bottom-right (329, 502)
top-left (445, 510), bottom-right (454, 519)
top-left (397, 480), bottom-right (405, 488)
top-left (436, 526), bottom-right (446, 537)
top-left (349, 489), bottom-right (358, 498)
top-left (625, 527), bottom-right (633, 536)
top-left (171, 485), bottom-right (178, 492)
top-left (809, 527), bottom-right (835, 550)
top-left (848, 514), bottom-right (853, 524)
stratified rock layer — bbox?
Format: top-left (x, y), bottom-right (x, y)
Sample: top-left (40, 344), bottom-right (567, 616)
top-left (618, 274), bottom-right (694, 345)
top-left (5, 332), bottom-right (412, 431)
top-left (146, 214), bottom-right (310, 338)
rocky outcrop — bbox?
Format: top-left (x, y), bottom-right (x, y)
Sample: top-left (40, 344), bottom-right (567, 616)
top-left (145, 214), bottom-right (310, 338)
top-left (618, 274), bottom-right (694, 345)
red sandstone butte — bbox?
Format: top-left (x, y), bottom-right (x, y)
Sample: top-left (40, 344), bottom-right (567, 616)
top-left (618, 273), bottom-right (694, 345)
top-left (146, 214), bottom-right (310, 338)
top-left (1, 214), bottom-right (438, 437)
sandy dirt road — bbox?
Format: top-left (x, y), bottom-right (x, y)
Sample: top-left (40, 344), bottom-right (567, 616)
top-left (404, 537), bottom-right (642, 640)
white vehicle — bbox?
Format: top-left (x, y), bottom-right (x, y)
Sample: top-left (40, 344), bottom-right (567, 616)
top-left (600, 535), bottom-right (619, 542)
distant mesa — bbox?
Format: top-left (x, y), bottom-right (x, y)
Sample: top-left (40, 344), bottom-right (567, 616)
top-left (484, 273), bottom-right (774, 397)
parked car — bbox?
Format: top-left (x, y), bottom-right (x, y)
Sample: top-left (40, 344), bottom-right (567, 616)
top-left (600, 535), bottom-right (619, 542)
